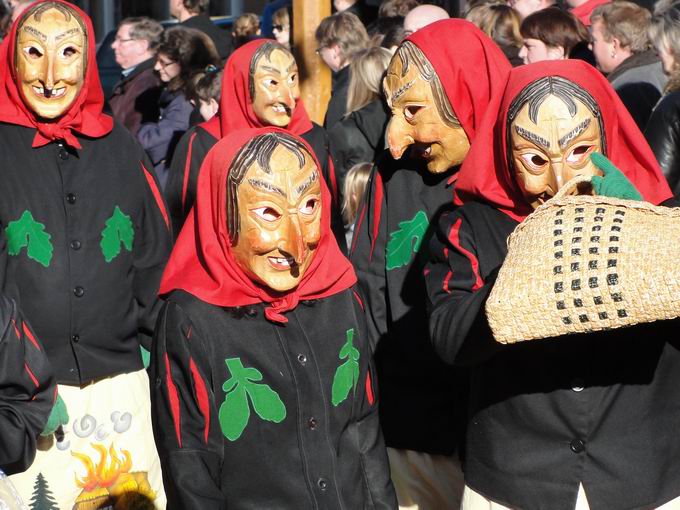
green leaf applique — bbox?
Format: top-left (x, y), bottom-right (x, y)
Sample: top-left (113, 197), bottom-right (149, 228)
top-left (5, 210), bottom-right (53, 267)
top-left (100, 206), bottom-right (134, 262)
top-left (386, 210), bottom-right (429, 270)
top-left (331, 328), bottom-right (360, 407)
top-left (219, 358), bottom-right (286, 441)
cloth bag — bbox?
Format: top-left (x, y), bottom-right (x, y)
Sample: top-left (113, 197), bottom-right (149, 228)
top-left (486, 175), bottom-right (680, 344)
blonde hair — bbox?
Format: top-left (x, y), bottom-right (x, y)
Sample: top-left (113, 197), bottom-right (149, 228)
top-left (342, 162), bottom-right (372, 225)
top-left (649, 0), bottom-right (680, 92)
top-left (466, 3), bottom-right (522, 48)
top-left (346, 46), bottom-right (392, 113)
top-left (233, 12), bottom-right (260, 38)
top-left (591, 1), bottom-right (652, 53)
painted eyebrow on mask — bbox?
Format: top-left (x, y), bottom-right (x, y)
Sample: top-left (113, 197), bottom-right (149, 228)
top-left (559, 117), bottom-right (591, 149)
top-left (23, 26), bottom-right (47, 41)
top-left (295, 170), bottom-right (319, 197)
top-left (514, 124), bottom-right (550, 150)
top-left (55, 27), bottom-right (82, 42)
top-left (259, 65), bottom-right (282, 75)
top-left (247, 178), bottom-right (286, 197)
top-left (389, 79), bottom-right (415, 104)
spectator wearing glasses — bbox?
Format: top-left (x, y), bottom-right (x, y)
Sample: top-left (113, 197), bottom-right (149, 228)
top-left (109, 17), bottom-right (163, 136)
top-left (137, 27), bottom-right (220, 189)
top-left (272, 6), bottom-right (291, 50)
top-left (315, 11), bottom-right (369, 129)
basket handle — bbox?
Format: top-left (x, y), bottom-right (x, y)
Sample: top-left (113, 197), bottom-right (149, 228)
top-left (549, 174), bottom-right (594, 202)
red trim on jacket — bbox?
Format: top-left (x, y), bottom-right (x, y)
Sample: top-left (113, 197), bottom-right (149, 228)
top-left (182, 132), bottom-right (198, 211)
top-left (24, 363), bottom-right (39, 388)
top-left (22, 321), bottom-right (40, 351)
top-left (142, 163), bottom-right (170, 230)
top-left (448, 218), bottom-right (483, 291)
top-left (352, 290), bottom-right (364, 310)
top-left (165, 353), bottom-right (182, 447)
top-left (189, 357), bottom-right (211, 444)
top-left (369, 172), bottom-right (384, 263)
top-left (365, 372), bottom-right (375, 406)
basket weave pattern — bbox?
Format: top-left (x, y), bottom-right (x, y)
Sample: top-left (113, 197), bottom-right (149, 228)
top-left (486, 185), bottom-right (680, 344)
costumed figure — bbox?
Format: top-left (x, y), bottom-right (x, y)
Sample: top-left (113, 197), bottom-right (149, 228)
top-left (425, 60), bottom-right (680, 509)
top-left (349, 19), bottom-right (511, 510)
top-left (151, 128), bottom-right (397, 509)
top-left (0, 2), bottom-right (171, 507)
top-left (165, 39), bottom-right (346, 250)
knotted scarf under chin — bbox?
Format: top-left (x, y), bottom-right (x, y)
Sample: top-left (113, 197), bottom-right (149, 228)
top-left (264, 293), bottom-right (300, 324)
top-left (32, 121), bottom-right (82, 149)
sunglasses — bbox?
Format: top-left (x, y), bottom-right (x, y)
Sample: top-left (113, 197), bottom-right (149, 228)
top-left (272, 24), bottom-right (289, 31)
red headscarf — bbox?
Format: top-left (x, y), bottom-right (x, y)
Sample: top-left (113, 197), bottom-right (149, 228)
top-left (159, 127), bottom-right (356, 323)
top-left (0, 0), bottom-right (112, 148)
top-left (201, 39), bottom-right (313, 139)
top-left (406, 19), bottom-right (512, 147)
top-left (454, 60), bottom-right (673, 222)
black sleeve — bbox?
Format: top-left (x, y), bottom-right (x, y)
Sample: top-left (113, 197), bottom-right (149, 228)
top-left (135, 159), bottom-right (172, 351)
top-left (349, 167), bottom-right (388, 353)
top-left (644, 97), bottom-right (680, 197)
top-left (0, 296), bottom-right (55, 475)
top-left (425, 209), bottom-right (505, 366)
top-left (151, 301), bottom-right (225, 510)
top-left (165, 128), bottom-right (197, 240)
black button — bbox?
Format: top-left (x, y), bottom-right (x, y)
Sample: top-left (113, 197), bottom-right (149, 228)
top-left (317, 478), bottom-right (327, 491)
top-left (297, 354), bottom-right (307, 365)
top-left (71, 334), bottom-right (79, 342)
top-left (571, 378), bottom-right (585, 392)
top-left (570, 439), bottom-right (585, 453)
top-left (308, 417), bottom-right (317, 430)
top-left (246, 307), bottom-right (257, 317)
top-left (73, 286), bottom-right (84, 297)
top-left (58, 149), bottom-right (69, 160)
top-left (155, 377), bottom-right (162, 388)
top-left (66, 193), bottom-right (76, 204)
top-left (70, 240), bottom-right (81, 250)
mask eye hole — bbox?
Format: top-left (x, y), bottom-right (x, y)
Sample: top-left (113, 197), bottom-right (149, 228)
top-left (299, 198), bottom-right (319, 215)
top-left (61, 46), bottom-right (77, 58)
top-left (404, 105), bottom-right (423, 120)
top-left (24, 46), bottom-right (43, 59)
top-left (566, 144), bottom-right (593, 164)
top-left (252, 207), bottom-right (281, 222)
top-left (264, 79), bottom-right (278, 89)
top-left (521, 152), bottom-right (548, 168)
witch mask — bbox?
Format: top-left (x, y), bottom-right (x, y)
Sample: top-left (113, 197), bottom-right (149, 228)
top-left (508, 76), bottom-right (605, 209)
top-left (15, 2), bottom-right (86, 119)
top-left (250, 42), bottom-right (300, 128)
top-left (228, 133), bottom-right (321, 292)
top-left (383, 41), bottom-right (470, 174)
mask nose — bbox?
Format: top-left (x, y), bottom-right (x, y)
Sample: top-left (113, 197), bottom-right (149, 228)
top-left (44, 55), bottom-right (55, 91)
top-left (387, 116), bottom-right (415, 160)
top-left (280, 213), bottom-right (307, 266)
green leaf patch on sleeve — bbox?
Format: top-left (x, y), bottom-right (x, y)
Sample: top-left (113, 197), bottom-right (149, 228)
top-left (386, 210), bottom-right (429, 270)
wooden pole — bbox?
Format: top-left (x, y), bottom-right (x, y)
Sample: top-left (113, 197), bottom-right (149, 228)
top-left (293, 0), bottom-right (331, 125)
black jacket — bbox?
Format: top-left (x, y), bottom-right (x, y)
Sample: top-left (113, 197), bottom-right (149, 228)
top-left (425, 200), bottom-right (680, 509)
top-left (0, 123), bottom-right (172, 384)
top-left (151, 289), bottom-right (397, 510)
top-left (324, 67), bottom-right (351, 130)
top-left (181, 15), bottom-right (233, 61)
top-left (645, 89), bottom-right (680, 197)
top-left (328, 99), bottom-right (389, 192)
top-left (0, 295), bottom-right (54, 475)
top-left (350, 152), bottom-right (468, 456)
top-left (165, 123), bottom-right (347, 251)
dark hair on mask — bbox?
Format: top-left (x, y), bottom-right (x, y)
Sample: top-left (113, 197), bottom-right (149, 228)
top-left (227, 132), bottom-right (311, 244)
top-left (505, 75), bottom-right (606, 168)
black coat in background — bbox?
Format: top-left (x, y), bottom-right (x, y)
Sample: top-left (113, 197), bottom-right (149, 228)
top-left (165, 123), bottom-right (347, 251)
top-left (0, 295), bottom-right (54, 475)
top-left (425, 200), bottom-right (680, 509)
top-left (180, 14), bottom-right (234, 61)
top-left (151, 289), bottom-right (397, 510)
top-left (645, 89), bottom-right (680, 198)
top-left (328, 99), bottom-right (389, 193)
top-left (350, 151), bottom-right (468, 457)
top-left (324, 66), bottom-right (351, 130)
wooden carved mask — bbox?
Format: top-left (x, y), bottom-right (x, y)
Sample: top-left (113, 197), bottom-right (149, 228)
top-left (15, 3), bottom-right (86, 119)
top-left (250, 43), bottom-right (300, 128)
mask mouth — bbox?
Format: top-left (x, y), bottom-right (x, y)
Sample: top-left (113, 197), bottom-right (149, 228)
top-left (413, 142), bottom-right (433, 159)
top-left (270, 103), bottom-right (292, 116)
top-left (32, 85), bottom-right (67, 99)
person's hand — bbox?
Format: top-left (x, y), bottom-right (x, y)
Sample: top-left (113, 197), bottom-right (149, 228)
top-left (41, 394), bottom-right (69, 437)
top-left (590, 152), bottom-right (643, 201)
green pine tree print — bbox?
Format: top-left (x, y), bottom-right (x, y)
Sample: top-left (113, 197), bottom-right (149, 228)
top-left (5, 210), bottom-right (53, 267)
top-left (100, 206), bottom-right (134, 262)
top-left (385, 210), bottom-right (428, 270)
top-left (218, 358), bottom-right (286, 441)
top-left (29, 473), bottom-right (59, 510)
top-left (331, 329), bottom-right (360, 406)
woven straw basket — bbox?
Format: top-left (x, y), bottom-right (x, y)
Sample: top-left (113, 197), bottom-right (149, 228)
top-left (486, 175), bottom-right (680, 344)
